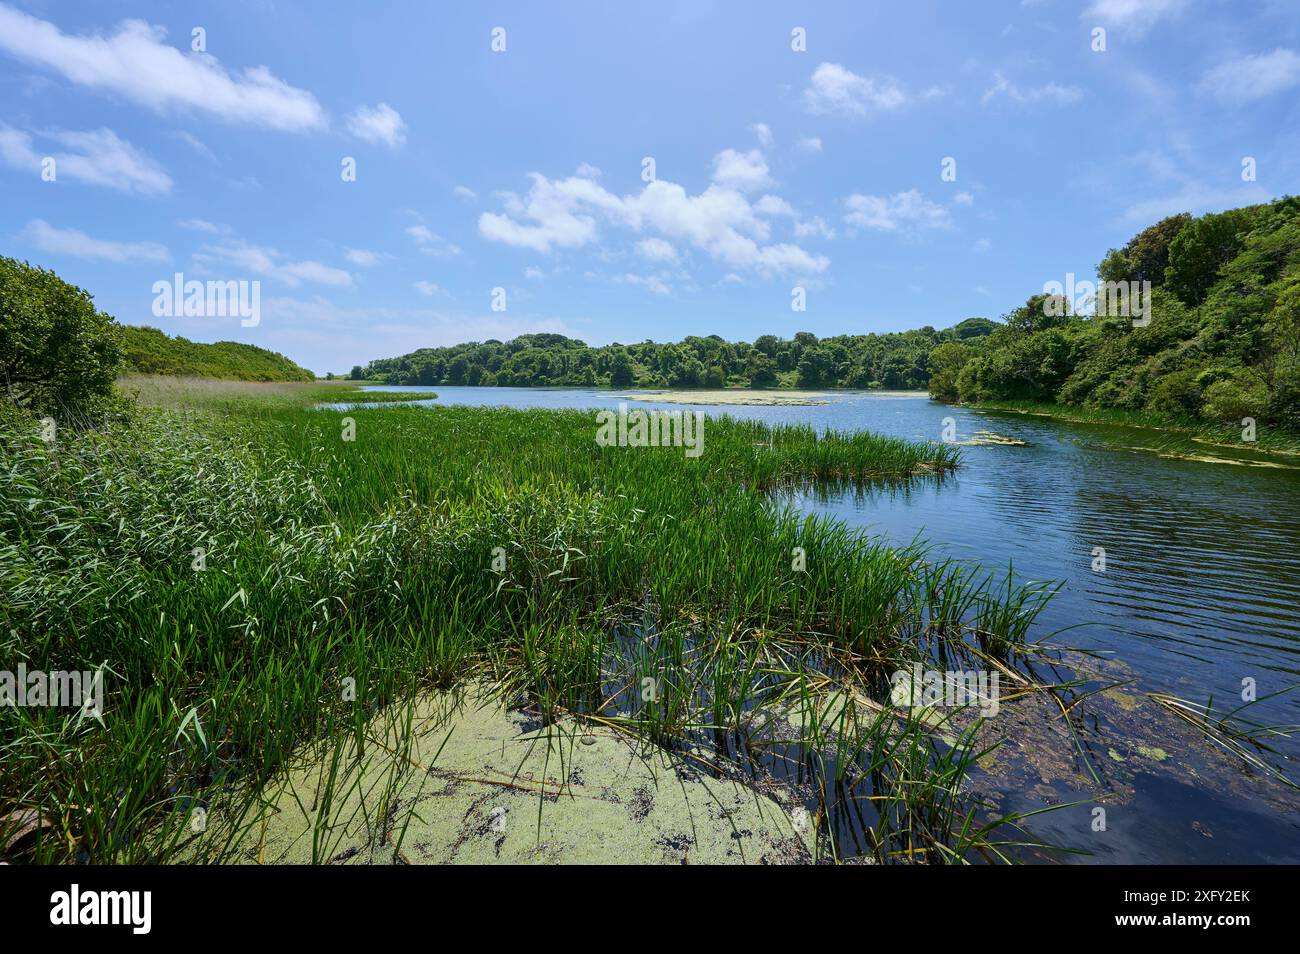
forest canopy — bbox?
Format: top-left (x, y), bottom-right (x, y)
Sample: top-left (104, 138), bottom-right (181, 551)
top-left (355, 318), bottom-right (999, 391)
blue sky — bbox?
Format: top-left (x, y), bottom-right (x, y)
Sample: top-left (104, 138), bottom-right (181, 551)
top-left (2, 0), bottom-right (1298, 374)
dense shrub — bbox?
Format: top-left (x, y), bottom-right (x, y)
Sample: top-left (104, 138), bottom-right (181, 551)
top-left (0, 256), bottom-right (123, 418)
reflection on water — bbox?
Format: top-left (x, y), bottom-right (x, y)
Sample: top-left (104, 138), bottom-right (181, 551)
top-left (357, 385), bottom-right (1300, 859)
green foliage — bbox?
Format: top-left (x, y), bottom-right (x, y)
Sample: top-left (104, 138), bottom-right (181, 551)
top-left (1098, 213), bottom-right (1191, 287)
top-left (360, 322), bottom-right (996, 392)
top-left (0, 256), bottom-right (123, 417)
top-left (119, 325), bottom-right (315, 381)
top-left (927, 342), bottom-right (974, 401)
top-left (2, 389), bottom-right (1057, 863)
top-left (1164, 206), bottom-right (1259, 306)
top-left (942, 197), bottom-right (1300, 433)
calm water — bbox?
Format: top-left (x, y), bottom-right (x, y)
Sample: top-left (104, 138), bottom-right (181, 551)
top-left (352, 385), bottom-right (1300, 861)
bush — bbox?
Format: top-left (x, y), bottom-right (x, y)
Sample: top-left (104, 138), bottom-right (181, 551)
top-left (1145, 368), bottom-right (1203, 416)
top-left (0, 257), bottom-right (123, 418)
top-left (1201, 373), bottom-right (1269, 423)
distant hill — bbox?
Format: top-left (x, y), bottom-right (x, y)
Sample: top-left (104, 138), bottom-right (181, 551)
top-left (120, 325), bottom-right (315, 381)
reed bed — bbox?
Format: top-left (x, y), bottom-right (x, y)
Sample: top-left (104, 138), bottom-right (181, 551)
top-left (0, 388), bottom-right (1057, 863)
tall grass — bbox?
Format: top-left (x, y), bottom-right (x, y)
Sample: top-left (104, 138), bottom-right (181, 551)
top-left (0, 387), bottom-right (1056, 863)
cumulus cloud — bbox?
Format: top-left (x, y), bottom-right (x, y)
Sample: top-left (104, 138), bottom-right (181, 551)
top-left (750, 122), bottom-right (773, 147)
top-left (0, 4), bottom-right (326, 131)
top-left (843, 190), bottom-right (952, 232)
top-left (794, 216), bottom-right (836, 240)
top-left (1200, 49), bottom-right (1300, 104)
top-left (195, 240), bottom-right (352, 287)
top-left (346, 103), bottom-right (406, 147)
top-left (711, 148), bottom-right (773, 192)
top-left (22, 219), bottom-right (170, 263)
top-left (0, 125), bottom-right (171, 195)
top-left (981, 72), bottom-right (1083, 107)
top-left (803, 63), bottom-right (906, 117)
top-left (479, 169), bottom-right (828, 275)
top-left (636, 237), bottom-right (678, 262)
top-left (755, 195), bottom-right (797, 217)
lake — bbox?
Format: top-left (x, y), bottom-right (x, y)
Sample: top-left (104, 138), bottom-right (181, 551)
top-left (347, 385), bottom-right (1300, 862)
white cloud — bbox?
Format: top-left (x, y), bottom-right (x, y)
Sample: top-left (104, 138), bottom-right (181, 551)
top-left (195, 240), bottom-right (352, 287)
top-left (1200, 49), bottom-right (1300, 104)
top-left (479, 170), bottom-right (829, 275)
top-left (523, 266), bottom-right (546, 280)
top-left (755, 195), bottom-right (797, 217)
top-left (636, 237), bottom-right (678, 262)
top-left (405, 225), bottom-right (462, 257)
top-left (1084, 0), bottom-right (1186, 35)
top-left (174, 131), bottom-right (215, 161)
top-left (613, 273), bottom-right (672, 295)
top-left (794, 216), bottom-right (836, 240)
top-left (575, 162), bottom-right (602, 179)
top-left (972, 238), bottom-right (992, 253)
top-left (0, 125), bottom-right (171, 195)
top-left (22, 219), bottom-right (170, 263)
top-left (413, 280), bottom-right (444, 296)
top-left (953, 191), bottom-right (975, 206)
top-left (178, 218), bottom-right (225, 233)
top-left (803, 63), bottom-right (906, 117)
top-left (711, 148), bottom-right (773, 192)
top-left (797, 136), bottom-right (823, 153)
top-left (843, 190), bottom-right (952, 232)
top-left (453, 185), bottom-right (478, 201)
top-left (346, 103), bottom-right (406, 148)
top-left (750, 123), bottom-right (773, 147)
top-left (0, 5), bottom-right (326, 132)
top-left (982, 72), bottom-right (1083, 107)
top-left (344, 248), bottom-right (382, 267)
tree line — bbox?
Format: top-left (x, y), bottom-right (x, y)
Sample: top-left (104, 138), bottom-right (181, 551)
top-left (353, 319), bottom-right (998, 391)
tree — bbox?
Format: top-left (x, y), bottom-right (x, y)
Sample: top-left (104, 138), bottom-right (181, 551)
top-left (1165, 208), bottom-right (1256, 306)
top-left (1098, 213), bottom-right (1191, 287)
top-left (796, 346), bottom-right (834, 388)
top-left (350, 365), bottom-right (365, 380)
top-left (607, 348), bottom-right (635, 387)
top-left (745, 352), bottom-right (778, 388)
top-left (927, 342), bottom-right (973, 401)
top-left (0, 257), bottom-right (123, 417)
